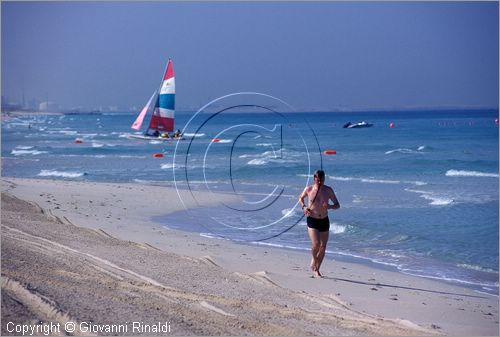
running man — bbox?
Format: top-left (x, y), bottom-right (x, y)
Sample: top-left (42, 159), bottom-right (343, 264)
top-left (299, 170), bottom-right (340, 277)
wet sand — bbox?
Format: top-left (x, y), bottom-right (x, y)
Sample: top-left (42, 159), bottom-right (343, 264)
top-left (1, 177), bottom-right (498, 335)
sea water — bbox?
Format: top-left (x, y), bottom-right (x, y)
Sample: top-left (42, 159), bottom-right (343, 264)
top-left (2, 109), bottom-right (498, 295)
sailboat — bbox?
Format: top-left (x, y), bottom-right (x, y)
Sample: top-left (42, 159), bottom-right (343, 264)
top-left (129, 59), bottom-right (182, 140)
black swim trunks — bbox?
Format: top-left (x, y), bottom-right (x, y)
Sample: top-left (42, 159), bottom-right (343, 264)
top-left (307, 216), bottom-right (330, 232)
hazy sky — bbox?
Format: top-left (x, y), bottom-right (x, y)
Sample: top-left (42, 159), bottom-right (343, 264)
top-left (2, 1), bottom-right (498, 111)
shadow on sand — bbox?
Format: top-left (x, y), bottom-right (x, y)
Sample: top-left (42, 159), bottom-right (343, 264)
top-left (321, 276), bottom-right (489, 299)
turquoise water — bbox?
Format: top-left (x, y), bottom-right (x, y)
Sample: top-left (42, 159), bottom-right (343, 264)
top-left (2, 108), bottom-right (498, 294)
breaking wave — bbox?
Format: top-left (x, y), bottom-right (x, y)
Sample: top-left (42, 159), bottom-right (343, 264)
top-left (446, 169), bottom-right (498, 178)
top-left (37, 170), bottom-right (86, 178)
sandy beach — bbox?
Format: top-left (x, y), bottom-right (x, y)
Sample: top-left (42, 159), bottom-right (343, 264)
top-left (1, 177), bottom-right (498, 336)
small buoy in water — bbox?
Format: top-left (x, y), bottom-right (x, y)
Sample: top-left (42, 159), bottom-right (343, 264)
top-left (74, 138), bottom-right (83, 144)
top-left (495, 118), bottom-right (499, 125)
top-left (153, 153), bottom-right (164, 158)
top-left (389, 122), bottom-right (395, 128)
top-left (212, 138), bottom-right (220, 143)
top-left (323, 150), bottom-right (337, 155)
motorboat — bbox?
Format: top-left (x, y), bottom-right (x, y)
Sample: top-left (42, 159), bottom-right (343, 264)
top-left (343, 121), bottom-right (373, 129)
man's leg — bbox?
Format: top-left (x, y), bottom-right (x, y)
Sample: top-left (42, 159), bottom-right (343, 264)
top-left (315, 231), bottom-right (330, 276)
top-left (308, 228), bottom-right (321, 277)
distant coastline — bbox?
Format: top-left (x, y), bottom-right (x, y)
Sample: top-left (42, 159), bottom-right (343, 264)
top-left (2, 110), bottom-right (104, 117)
top-left (2, 106), bottom-right (497, 117)
top-left (2, 110), bottom-right (64, 117)
top-left (289, 106), bottom-right (499, 114)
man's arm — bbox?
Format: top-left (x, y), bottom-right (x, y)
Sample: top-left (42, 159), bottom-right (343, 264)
top-left (298, 187), bottom-right (308, 209)
top-left (299, 188), bottom-right (313, 216)
top-left (328, 187), bottom-right (340, 210)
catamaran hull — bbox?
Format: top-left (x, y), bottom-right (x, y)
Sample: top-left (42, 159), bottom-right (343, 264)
top-left (127, 134), bottom-right (184, 141)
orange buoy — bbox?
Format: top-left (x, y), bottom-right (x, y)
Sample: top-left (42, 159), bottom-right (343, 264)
top-left (389, 122), bottom-right (395, 128)
top-left (212, 138), bottom-right (220, 143)
top-left (74, 139), bottom-right (83, 144)
top-left (153, 153), bottom-right (164, 158)
top-left (323, 150), bottom-right (337, 155)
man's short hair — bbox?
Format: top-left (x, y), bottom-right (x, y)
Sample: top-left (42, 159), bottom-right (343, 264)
top-left (314, 170), bottom-right (325, 180)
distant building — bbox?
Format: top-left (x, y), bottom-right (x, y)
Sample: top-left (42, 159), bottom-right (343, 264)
top-left (39, 101), bottom-right (60, 112)
top-left (28, 98), bottom-right (39, 111)
top-left (1, 95), bottom-right (22, 111)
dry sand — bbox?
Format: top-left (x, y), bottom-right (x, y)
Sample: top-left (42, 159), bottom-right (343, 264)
top-left (1, 177), bottom-right (498, 336)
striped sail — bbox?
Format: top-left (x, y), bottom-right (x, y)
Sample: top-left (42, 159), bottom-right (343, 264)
top-left (148, 59), bottom-right (175, 132)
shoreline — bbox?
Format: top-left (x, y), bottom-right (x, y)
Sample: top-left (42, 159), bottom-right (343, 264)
top-left (1, 177), bottom-right (498, 335)
top-left (154, 201), bottom-right (499, 297)
top-left (197, 229), bottom-right (499, 299)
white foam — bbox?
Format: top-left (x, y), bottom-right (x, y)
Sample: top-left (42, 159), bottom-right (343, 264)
top-left (400, 268), bottom-right (499, 290)
top-left (424, 195), bottom-right (453, 206)
top-left (181, 180), bottom-right (225, 185)
top-left (160, 163), bottom-right (179, 170)
top-left (91, 142), bottom-right (104, 148)
top-left (329, 176), bottom-right (354, 181)
top-left (385, 148), bottom-right (425, 155)
top-left (360, 178), bottom-right (400, 184)
top-left (405, 188), bottom-right (453, 206)
top-left (446, 169), bottom-right (498, 178)
top-left (329, 175), bottom-right (427, 186)
top-left (352, 195), bottom-right (364, 203)
top-left (248, 236), bottom-right (310, 251)
top-left (244, 149), bottom-right (302, 166)
top-left (37, 170), bottom-right (85, 178)
top-left (331, 176), bottom-right (400, 184)
top-left (7, 122), bottom-right (31, 127)
top-left (133, 179), bottom-right (152, 184)
top-left (47, 130), bottom-right (78, 135)
top-left (457, 264), bottom-right (499, 274)
top-left (11, 149), bottom-right (48, 156)
top-left (183, 132), bottom-right (205, 138)
top-left (330, 221), bottom-right (346, 234)
top-left (15, 145), bottom-right (34, 150)
top-left (281, 207), bottom-right (300, 218)
top-left (247, 158), bottom-right (268, 166)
